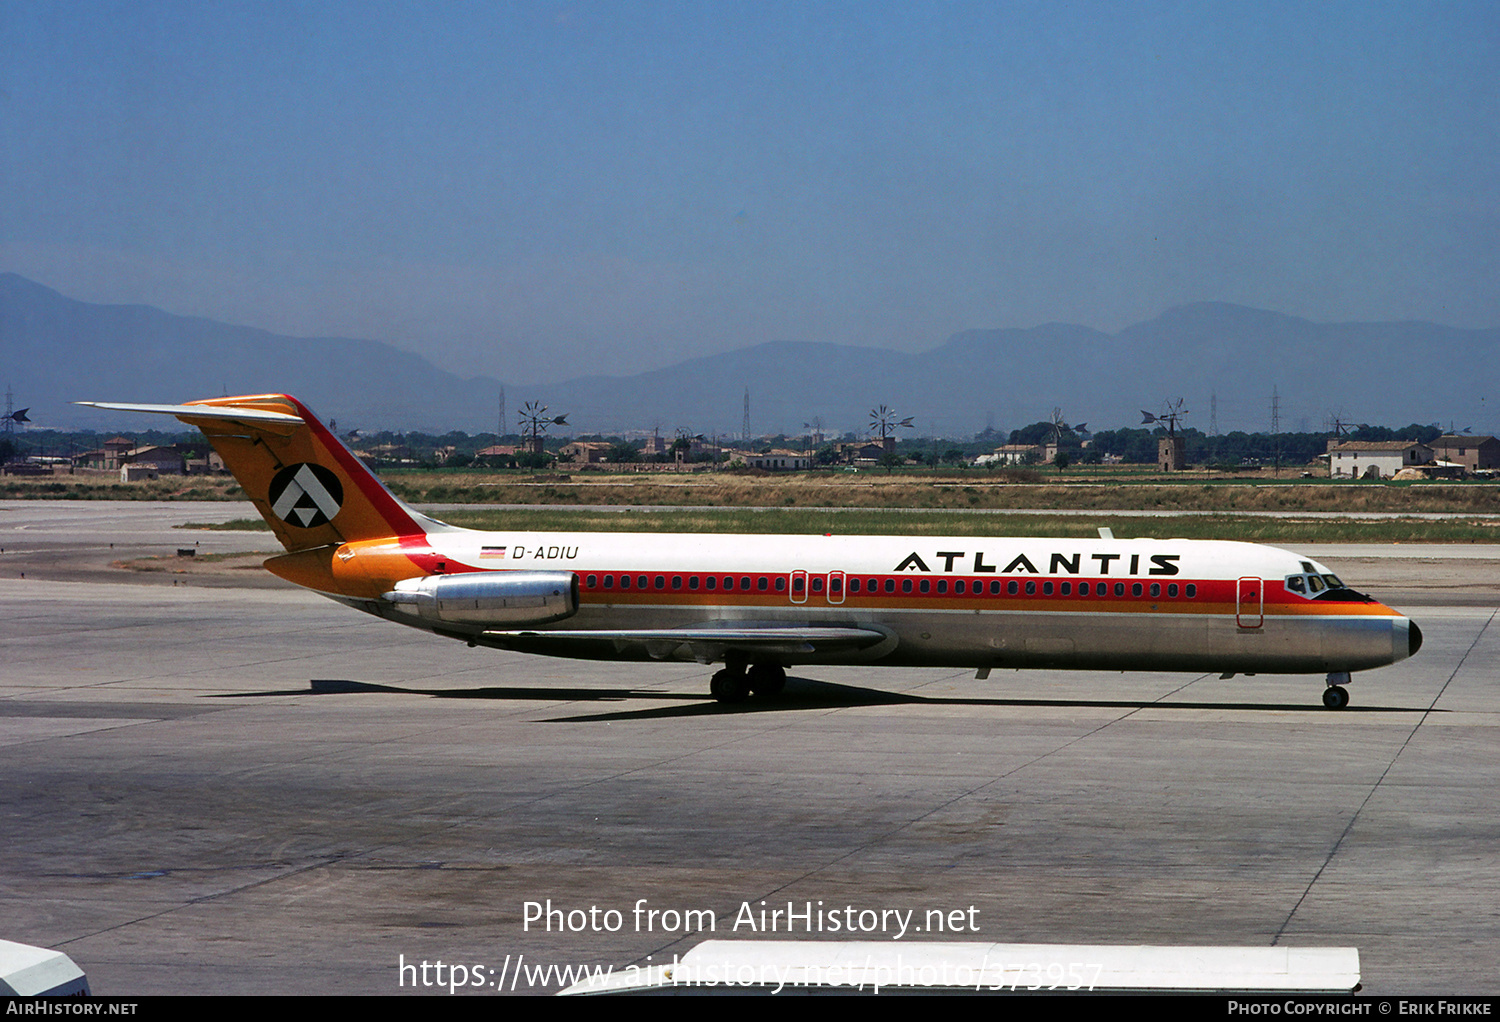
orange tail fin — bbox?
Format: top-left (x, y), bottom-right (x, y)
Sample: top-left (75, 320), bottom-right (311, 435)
top-left (78, 394), bottom-right (431, 552)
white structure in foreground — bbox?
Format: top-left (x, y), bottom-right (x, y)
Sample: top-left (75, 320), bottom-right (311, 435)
top-left (0, 939), bottom-right (90, 996)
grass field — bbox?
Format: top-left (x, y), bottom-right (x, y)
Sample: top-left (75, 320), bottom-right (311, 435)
top-left (186, 507), bottom-right (1500, 544)
top-left (13, 464), bottom-right (1500, 520)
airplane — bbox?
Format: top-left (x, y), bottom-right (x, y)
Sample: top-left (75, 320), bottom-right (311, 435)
top-left (78, 393), bottom-right (1422, 710)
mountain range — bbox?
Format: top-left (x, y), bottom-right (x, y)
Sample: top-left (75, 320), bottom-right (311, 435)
top-left (2, 273), bottom-right (1494, 437)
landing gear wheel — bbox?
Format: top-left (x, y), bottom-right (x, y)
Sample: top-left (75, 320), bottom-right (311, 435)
top-left (710, 668), bottom-right (750, 704)
top-left (747, 663), bottom-right (787, 697)
top-left (1322, 685), bottom-right (1350, 710)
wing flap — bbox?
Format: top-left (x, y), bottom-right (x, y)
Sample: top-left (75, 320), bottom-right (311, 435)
top-left (475, 626), bottom-right (889, 663)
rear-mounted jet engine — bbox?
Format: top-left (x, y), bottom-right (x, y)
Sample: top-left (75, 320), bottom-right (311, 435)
top-left (384, 571), bottom-right (579, 627)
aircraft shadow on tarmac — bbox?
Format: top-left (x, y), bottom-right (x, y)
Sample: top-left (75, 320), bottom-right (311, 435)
top-left (213, 677), bottom-right (1432, 723)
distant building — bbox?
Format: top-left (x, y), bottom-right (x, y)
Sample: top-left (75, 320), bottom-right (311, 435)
top-left (745, 449), bottom-right (810, 471)
top-left (1328, 440), bottom-right (1434, 479)
top-left (122, 445), bottom-right (186, 476)
top-left (974, 444), bottom-right (1040, 467)
top-left (73, 436), bottom-right (136, 472)
top-left (475, 445), bottom-right (519, 467)
top-left (560, 441), bottom-right (609, 464)
top-left (840, 442), bottom-right (890, 465)
top-left (1430, 435), bottom-right (1500, 472)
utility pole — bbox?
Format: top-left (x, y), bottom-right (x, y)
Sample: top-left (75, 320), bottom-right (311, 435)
top-left (1271, 386), bottom-right (1281, 477)
top-left (1209, 391), bottom-right (1218, 466)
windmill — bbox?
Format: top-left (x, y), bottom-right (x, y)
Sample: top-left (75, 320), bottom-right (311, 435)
top-left (1140, 398), bottom-right (1188, 436)
top-left (1141, 398), bottom-right (1189, 472)
top-left (802, 416), bottom-right (825, 448)
top-left (518, 401), bottom-right (568, 455)
top-left (1046, 407), bottom-right (1087, 446)
top-left (869, 405), bottom-right (915, 453)
top-left (3, 386), bottom-right (27, 435)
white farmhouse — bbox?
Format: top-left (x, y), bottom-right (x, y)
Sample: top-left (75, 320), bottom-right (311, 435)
top-left (1327, 440), bottom-right (1434, 480)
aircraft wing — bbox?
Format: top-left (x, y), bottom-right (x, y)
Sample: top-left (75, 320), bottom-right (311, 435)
top-left (473, 625), bottom-right (891, 662)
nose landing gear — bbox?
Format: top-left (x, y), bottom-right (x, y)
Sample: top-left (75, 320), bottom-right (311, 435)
top-left (1323, 671), bottom-right (1351, 710)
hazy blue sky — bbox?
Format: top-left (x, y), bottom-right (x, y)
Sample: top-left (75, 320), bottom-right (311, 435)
top-left (4, 1), bottom-right (1496, 385)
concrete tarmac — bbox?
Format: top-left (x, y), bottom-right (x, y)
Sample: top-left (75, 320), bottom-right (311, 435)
top-left (0, 501), bottom-right (1497, 995)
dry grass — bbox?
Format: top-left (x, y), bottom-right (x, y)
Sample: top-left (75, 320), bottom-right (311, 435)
top-left (387, 471), bottom-right (1500, 515)
top-left (189, 510), bottom-right (1500, 544)
top-left (11, 465), bottom-right (1499, 516)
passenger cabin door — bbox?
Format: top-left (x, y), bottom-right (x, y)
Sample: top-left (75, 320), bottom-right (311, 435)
top-left (826, 570), bottom-right (845, 605)
top-left (789, 569), bottom-right (808, 605)
top-left (1236, 577), bottom-right (1264, 629)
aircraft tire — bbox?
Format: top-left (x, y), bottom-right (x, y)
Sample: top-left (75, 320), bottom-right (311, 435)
top-left (1322, 685), bottom-right (1350, 710)
top-left (711, 669), bottom-right (750, 704)
top-left (747, 663), bottom-right (787, 697)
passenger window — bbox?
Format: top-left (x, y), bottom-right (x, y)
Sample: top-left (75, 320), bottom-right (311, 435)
top-left (620, 575), bottom-right (630, 590)
top-left (741, 576), bottom-right (751, 590)
top-left (1059, 582), bottom-right (1070, 595)
top-left (1042, 582), bottom-right (1053, 595)
top-left (1132, 583), bottom-right (1143, 597)
top-left (990, 581), bottom-right (1001, 595)
top-left (603, 575), bottom-right (614, 589)
top-left (793, 576), bottom-right (804, 593)
top-left (1150, 583), bottom-right (1160, 598)
top-left (1007, 580), bottom-right (1018, 595)
top-left (1114, 582), bottom-right (1125, 597)
top-left (1167, 584), bottom-right (1178, 598)
top-left (936, 580), bottom-right (947, 594)
top-left (1186, 584), bottom-right (1196, 598)
top-left (884, 579), bottom-right (895, 593)
top-left (849, 578), bottom-right (861, 593)
top-left (757, 577), bottom-right (768, 591)
top-left (902, 579), bottom-right (913, 593)
top-left (811, 577), bottom-right (824, 593)
top-left (955, 580), bottom-right (965, 594)
top-left (672, 576), bottom-right (682, 590)
top-left (656, 575), bottom-right (666, 589)
top-left (689, 576), bottom-right (700, 590)
top-left (776, 578), bottom-right (787, 592)
top-left (587, 574), bottom-right (598, 588)
top-left (919, 579), bottom-right (930, 593)
top-left (639, 575), bottom-right (648, 589)
top-left (704, 576), bottom-right (715, 590)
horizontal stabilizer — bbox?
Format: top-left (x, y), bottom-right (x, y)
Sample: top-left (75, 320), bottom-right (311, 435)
top-left (75, 400), bottom-right (302, 423)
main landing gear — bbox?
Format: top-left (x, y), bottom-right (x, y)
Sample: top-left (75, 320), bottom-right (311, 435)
top-left (709, 657), bottom-right (787, 704)
top-left (1323, 671), bottom-right (1352, 710)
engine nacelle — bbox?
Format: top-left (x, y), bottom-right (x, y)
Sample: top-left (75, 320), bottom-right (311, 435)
top-left (383, 570), bottom-right (579, 627)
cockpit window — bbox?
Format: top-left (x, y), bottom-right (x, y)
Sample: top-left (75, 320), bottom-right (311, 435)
top-left (1288, 568), bottom-right (1374, 603)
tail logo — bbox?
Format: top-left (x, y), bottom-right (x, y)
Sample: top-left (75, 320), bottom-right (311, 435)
top-left (268, 463), bottom-right (344, 528)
